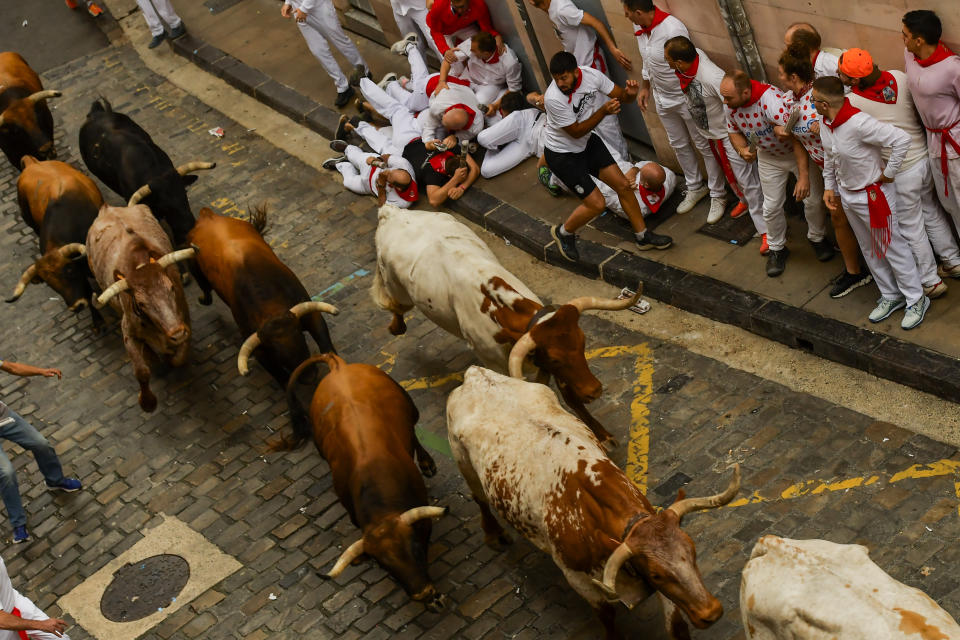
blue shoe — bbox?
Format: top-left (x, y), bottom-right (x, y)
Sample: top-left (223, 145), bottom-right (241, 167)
top-left (13, 526), bottom-right (30, 544)
top-left (47, 477), bottom-right (82, 492)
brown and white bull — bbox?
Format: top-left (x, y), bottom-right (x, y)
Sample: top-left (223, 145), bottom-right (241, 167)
top-left (87, 203), bottom-right (194, 412)
top-left (372, 204), bottom-right (641, 447)
top-left (446, 366), bottom-right (740, 639)
top-left (0, 52), bottom-right (60, 169)
top-left (741, 536), bottom-right (960, 640)
top-left (7, 156), bottom-right (103, 328)
top-left (278, 354), bottom-right (447, 611)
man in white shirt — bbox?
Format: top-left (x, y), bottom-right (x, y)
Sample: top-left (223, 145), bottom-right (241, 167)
top-left (435, 31), bottom-right (523, 116)
top-left (0, 555), bottom-right (69, 639)
top-left (389, 0), bottom-right (438, 58)
top-left (839, 47), bottom-right (959, 297)
top-left (814, 76), bottom-right (929, 330)
top-left (324, 141), bottom-right (419, 208)
top-left (530, 0), bottom-right (632, 76)
top-left (282, 0), bottom-right (370, 108)
top-left (543, 52), bottom-right (672, 261)
top-left (626, 0), bottom-right (724, 217)
top-left (784, 23), bottom-right (839, 80)
top-left (476, 93), bottom-right (549, 178)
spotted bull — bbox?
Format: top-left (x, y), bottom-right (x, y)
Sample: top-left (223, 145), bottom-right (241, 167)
top-left (87, 203), bottom-right (195, 412)
top-left (447, 367), bottom-right (740, 639)
top-left (371, 204), bottom-right (642, 447)
top-left (186, 206), bottom-right (338, 386)
top-left (0, 52), bottom-right (60, 169)
top-left (79, 97), bottom-right (214, 247)
top-left (7, 157), bottom-right (103, 328)
top-left (278, 354), bottom-right (447, 611)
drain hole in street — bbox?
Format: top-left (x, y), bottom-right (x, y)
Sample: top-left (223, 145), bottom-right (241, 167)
top-left (100, 554), bottom-right (191, 622)
top-left (796, 338), bottom-right (814, 353)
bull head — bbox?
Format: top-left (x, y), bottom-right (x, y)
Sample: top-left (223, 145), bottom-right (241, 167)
top-left (94, 248), bottom-right (197, 308)
top-left (593, 465), bottom-right (741, 628)
top-left (0, 89), bottom-right (61, 166)
top-left (6, 243), bottom-right (88, 309)
top-left (327, 506), bottom-right (448, 611)
top-left (237, 301), bottom-right (339, 376)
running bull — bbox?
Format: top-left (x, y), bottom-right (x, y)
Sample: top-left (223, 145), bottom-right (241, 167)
top-left (278, 353), bottom-right (447, 611)
top-left (372, 204), bottom-right (642, 448)
top-left (447, 366), bottom-right (740, 640)
top-left (87, 203), bottom-right (195, 412)
top-left (186, 206), bottom-right (338, 386)
top-left (7, 156), bottom-right (103, 329)
top-left (0, 52), bottom-right (60, 169)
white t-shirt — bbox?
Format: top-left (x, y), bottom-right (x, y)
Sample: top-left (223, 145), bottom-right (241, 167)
top-left (634, 14), bottom-right (689, 111)
top-left (548, 0), bottom-right (597, 66)
top-left (450, 38), bottom-right (523, 93)
top-left (543, 66), bottom-right (615, 153)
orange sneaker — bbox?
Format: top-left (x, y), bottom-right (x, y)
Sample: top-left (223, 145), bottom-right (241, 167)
top-left (759, 233), bottom-right (769, 255)
top-left (730, 201), bottom-right (748, 218)
top-left (87, 2), bottom-right (103, 16)
top-left (65, 0), bottom-right (79, 8)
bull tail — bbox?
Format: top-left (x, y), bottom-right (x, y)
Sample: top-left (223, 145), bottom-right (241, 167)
top-left (247, 203), bottom-right (268, 236)
top-left (276, 353), bottom-right (342, 451)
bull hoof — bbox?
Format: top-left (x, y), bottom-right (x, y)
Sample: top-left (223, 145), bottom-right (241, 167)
top-left (424, 594), bottom-right (447, 613)
top-left (418, 457), bottom-right (437, 478)
top-left (198, 292), bottom-right (213, 305)
top-left (484, 531), bottom-right (512, 551)
top-left (139, 390), bottom-right (158, 413)
top-left (388, 315), bottom-right (407, 335)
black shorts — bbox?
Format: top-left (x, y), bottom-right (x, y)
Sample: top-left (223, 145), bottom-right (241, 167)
top-left (544, 133), bottom-right (615, 200)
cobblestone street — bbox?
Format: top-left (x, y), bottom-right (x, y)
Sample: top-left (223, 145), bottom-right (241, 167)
top-left (0, 42), bottom-right (957, 640)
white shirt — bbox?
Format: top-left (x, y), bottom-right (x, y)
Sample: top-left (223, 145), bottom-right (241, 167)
top-left (371, 156), bottom-right (418, 208)
top-left (390, 0), bottom-right (425, 16)
top-left (725, 83), bottom-right (795, 159)
top-left (813, 50), bottom-right (840, 79)
top-left (420, 82), bottom-right (485, 143)
top-left (595, 160), bottom-right (678, 217)
top-left (543, 66), bottom-right (615, 153)
top-left (821, 107), bottom-right (911, 192)
top-left (634, 14), bottom-right (689, 111)
top-left (548, 0), bottom-right (596, 64)
top-left (451, 39), bottom-right (523, 94)
top-left (283, 0), bottom-right (327, 14)
top-left (679, 50), bottom-right (728, 140)
top-left (847, 70), bottom-right (928, 171)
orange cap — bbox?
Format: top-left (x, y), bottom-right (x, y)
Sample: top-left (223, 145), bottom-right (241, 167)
top-left (839, 48), bottom-right (874, 79)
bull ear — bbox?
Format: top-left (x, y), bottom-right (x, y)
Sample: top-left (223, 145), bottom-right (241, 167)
top-left (181, 174), bottom-right (199, 186)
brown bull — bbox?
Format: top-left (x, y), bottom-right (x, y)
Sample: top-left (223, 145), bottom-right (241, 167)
top-left (186, 207), bottom-right (337, 387)
top-left (87, 203), bottom-right (194, 412)
top-left (0, 52), bottom-right (60, 169)
top-left (279, 354), bottom-right (447, 611)
top-left (7, 157), bottom-right (104, 328)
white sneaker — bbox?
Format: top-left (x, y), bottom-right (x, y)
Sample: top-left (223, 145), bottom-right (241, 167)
top-left (901, 296), bottom-right (930, 330)
top-left (706, 197), bottom-right (726, 224)
top-left (868, 297), bottom-right (906, 323)
top-left (677, 185), bottom-right (710, 214)
top-left (378, 72), bottom-right (398, 89)
top-left (391, 33), bottom-right (418, 56)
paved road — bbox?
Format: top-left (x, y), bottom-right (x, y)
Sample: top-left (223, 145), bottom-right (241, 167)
top-left (0, 38), bottom-right (958, 640)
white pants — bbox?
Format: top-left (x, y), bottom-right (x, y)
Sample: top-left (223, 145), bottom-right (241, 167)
top-left (0, 591), bottom-right (71, 640)
top-left (336, 146), bottom-right (378, 195)
top-left (392, 5), bottom-right (439, 58)
top-left (895, 160), bottom-right (952, 286)
top-left (929, 154), bottom-right (960, 237)
top-left (384, 46), bottom-right (432, 113)
top-left (296, 0), bottom-right (368, 93)
top-left (358, 78), bottom-right (422, 153)
top-left (657, 100), bottom-right (725, 197)
top-left (757, 152), bottom-right (826, 252)
top-left (477, 109), bottom-right (541, 178)
top-left (839, 182), bottom-right (923, 306)
top-left (136, 0), bottom-right (182, 36)
top-left (709, 137), bottom-right (766, 235)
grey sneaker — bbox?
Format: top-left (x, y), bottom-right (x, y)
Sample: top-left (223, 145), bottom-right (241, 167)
top-left (901, 296), bottom-right (930, 330)
top-left (391, 33), bottom-right (418, 56)
top-left (551, 225), bottom-right (579, 262)
top-left (868, 297), bottom-right (906, 323)
top-left (635, 230), bottom-right (672, 250)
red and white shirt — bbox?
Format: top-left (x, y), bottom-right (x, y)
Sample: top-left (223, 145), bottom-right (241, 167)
top-left (725, 81), bottom-right (794, 158)
top-left (785, 87), bottom-right (825, 167)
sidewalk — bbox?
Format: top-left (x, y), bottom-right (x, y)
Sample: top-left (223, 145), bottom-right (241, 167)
top-left (128, 0), bottom-right (959, 402)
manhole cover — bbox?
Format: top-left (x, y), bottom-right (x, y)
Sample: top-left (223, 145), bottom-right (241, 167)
top-left (100, 554), bottom-right (190, 622)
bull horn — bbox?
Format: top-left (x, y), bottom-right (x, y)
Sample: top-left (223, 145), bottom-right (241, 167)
top-left (57, 243), bottom-right (87, 259)
top-left (593, 540), bottom-right (636, 600)
top-left (237, 332), bottom-right (262, 376)
top-left (566, 283), bottom-right (643, 313)
top-left (128, 184), bottom-right (152, 206)
top-left (507, 333), bottom-right (537, 379)
top-left (289, 301), bottom-right (339, 318)
top-left (95, 278), bottom-right (130, 308)
top-left (175, 161), bottom-right (216, 175)
top-left (157, 248), bottom-right (196, 269)
top-left (327, 538), bottom-right (366, 578)
top-left (6, 263), bottom-right (38, 303)
top-left (25, 90), bottom-right (61, 105)
top-left (398, 506), bottom-right (448, 526)
top-left (667, 464), bottom-right (741, 519)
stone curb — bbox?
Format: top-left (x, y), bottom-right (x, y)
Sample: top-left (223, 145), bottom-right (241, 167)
top-left (170, 34), bottom-right (960, 404)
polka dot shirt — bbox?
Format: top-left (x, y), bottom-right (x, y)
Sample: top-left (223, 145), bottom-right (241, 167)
top-left (725, 85), bottom-right (794, 157)
top-left (785, 88), bottom-right (825, 167)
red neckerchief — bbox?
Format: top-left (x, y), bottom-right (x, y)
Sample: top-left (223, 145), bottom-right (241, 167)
top-left (444, 103), bottom-right (476, 129)
top-left (394, 180), bottom-right (419, 202)
top-left (481, 49), bottom-right (500, 64)
top-left (565, 69), bottom-right (583, 103)
top-left (852, 71), bottom-right (898, 104)
top-left (738, 81), bottom-right (770, 110)
top-left (824, 98), bottom-right (861, 131)
top-left (865, 182), bottom-right (892, 257)
top-left (812, 50), bottom-right (820, 68)
top-left (675, 55), bottom-right (699, 92)
top-left (637, 183), bottom-right (666, 213)
top-left (428, 150), bottom-right (455, 174)
top-left (424, 74), bottom-right (471, 96)
top-left (914, 41), bottom-right (956, 67)
top-left (10, 608), bottom-right (28, 640)
top-left (634, 7), bottom-right (669, 37)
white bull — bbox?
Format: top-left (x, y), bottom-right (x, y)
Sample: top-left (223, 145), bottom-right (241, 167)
top-left (741, 535), bottom-right (960, 640)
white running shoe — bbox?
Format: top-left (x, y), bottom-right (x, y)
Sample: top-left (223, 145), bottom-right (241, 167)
top-left (391, 33), bottom-right (418, 56)
top-left (901, 296), bottom-right (930, 330)
top-left (706, 197), bottom-right (726, 224)
top-left (676, 185), bottom-right (710, 214)
top-left (868, 297), bottom-right (906, 323)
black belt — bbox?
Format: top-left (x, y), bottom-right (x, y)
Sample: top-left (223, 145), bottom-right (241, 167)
top-left (524, 305), bottom-right (556, 334)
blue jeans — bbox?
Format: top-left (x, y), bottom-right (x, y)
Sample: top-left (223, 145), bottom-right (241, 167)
top-left (0, 408), bottom-right (65, 528)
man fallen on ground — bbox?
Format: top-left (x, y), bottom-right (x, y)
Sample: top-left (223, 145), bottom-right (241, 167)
top-left (323, 141), bottom-right (419, 208)
top-left (555, 157), bottom-right (678, 218)
top-left (476, 92), bottom-right (550, 180)
top-left (434, 31), bottom-right (523, 119)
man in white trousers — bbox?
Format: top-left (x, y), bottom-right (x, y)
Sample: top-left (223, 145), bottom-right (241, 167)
top-left (840, 47), bottom-right (959, 297)
top-left (282, 0), bottom-right (370, 108)
top-left (626, 0), bottom-right (724, 218)
top-left (476, 93), bottom-right (548, 178)
top-left (0, 555), bottom-right (69, 639)
top-left (135, 0), bottom-right (186, 49)
top-left (389, 0), bottom-right (439, 58)
top-left (722, 70), bottom-right (831, 277)
top-left (323, 142), bottom-right (419, 208)
top-left (815, 76), bottom-right (930, 330)
top-left (529, 0), bottom-right (631, 76)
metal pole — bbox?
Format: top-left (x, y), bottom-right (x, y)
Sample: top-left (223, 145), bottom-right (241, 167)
top-left (715, 0), bottom-right (766, 82)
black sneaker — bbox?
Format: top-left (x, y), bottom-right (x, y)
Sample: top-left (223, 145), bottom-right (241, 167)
top-left (322, 156), bottom-right (345, 171)
top-left (765, 247), bottom-right (789, 277)
top-left (550, 225), bottom-right (580, 262)
top-left (810, 239), bottom-right (836, 262)
top-left (169, 23), bottom-right (187, 39)
top-left (334, 87), bottom-right (355, 108)
top-left (635, 230), bottom-right (672, 251)
top-left (147, 32), bottom-right (167, 49)
top-left (329, 140), bottom-right (348, 153)
top-left (334, 114), bottom-right (350, 141)
top-left (348, 64), bottom-right (371, 87)
top-left (829, 271), bottom-right (873, 298)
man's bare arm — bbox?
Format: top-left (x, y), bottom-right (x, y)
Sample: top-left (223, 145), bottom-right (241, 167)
top-left (0, 361), bottom-right (61, 379)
